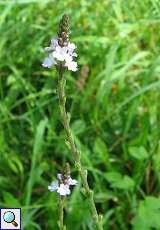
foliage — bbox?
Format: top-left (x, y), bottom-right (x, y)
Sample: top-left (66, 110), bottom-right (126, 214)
top-left (133, 197), bottom-right (160, 230)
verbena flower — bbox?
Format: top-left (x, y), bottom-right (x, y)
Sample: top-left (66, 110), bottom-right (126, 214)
top-left (48, 173), bottom-right (77, 196)
top-left (65, 60), bottom-right (77, 72)
top-left (42, 39), bottom-right (77, 71)
top-left (42, 14), bottom-right (78, 72)
top-left (57, 184), bottom-right (70, 196)
top-left (42, 54), bottom-right (57, 68)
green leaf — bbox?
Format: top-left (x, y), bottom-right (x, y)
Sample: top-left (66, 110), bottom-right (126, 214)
top-left (93, 138), bottom-right (109, 165)
top-left (24, 118), bottom-right (48, 207)
top-left (8, 156), bottom-right (24, 175)
top-left (3, 192), bottom-right (21, 207)
top-left (129, 146), bottom-right (148, 161)
top-left (105, 172), bottom-right (135, 190)
top-left (133, 197), bottom-right (160, 230)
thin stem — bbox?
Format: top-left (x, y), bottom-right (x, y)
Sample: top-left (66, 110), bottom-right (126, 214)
top-left (59, 196), bottom-right (65, 230)
top-left (57, 66), bottom-right (103, 230)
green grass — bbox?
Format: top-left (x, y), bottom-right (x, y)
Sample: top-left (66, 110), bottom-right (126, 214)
top-left (0, 0), bottom-right (160, 229)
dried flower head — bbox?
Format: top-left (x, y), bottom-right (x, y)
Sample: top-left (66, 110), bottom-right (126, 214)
top-left (42, 14), bottom-right (77, 72)
top-left (76, 65), bottom-right (89, 91)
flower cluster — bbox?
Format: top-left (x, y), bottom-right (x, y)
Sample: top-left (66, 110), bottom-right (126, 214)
top-left (48, 173), bottom-right (77, 196)
top-left (42, 38), bottom-right (78, 72)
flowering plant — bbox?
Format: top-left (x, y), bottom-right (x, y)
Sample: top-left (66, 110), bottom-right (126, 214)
top-left (42, 14), bottom-right (103, 230)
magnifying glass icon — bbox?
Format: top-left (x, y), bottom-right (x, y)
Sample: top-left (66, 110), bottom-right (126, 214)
top-left (3, 211), bottom-right (18, 227)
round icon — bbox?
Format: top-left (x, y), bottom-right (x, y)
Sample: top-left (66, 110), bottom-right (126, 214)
top-left (3, 211), bottom-right (18, 227)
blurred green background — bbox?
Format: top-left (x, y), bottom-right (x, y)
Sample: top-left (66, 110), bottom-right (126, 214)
top-left (1, 0), bottom-right (160, 229)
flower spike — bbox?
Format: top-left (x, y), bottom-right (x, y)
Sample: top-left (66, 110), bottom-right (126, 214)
top-left (42, 14), bottom-right (77, 71)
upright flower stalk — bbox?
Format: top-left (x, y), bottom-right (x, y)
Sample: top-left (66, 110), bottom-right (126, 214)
top-left (43, 14), bottom-right (103, 230)
top-left (59, 196), bottom-right (66, 230)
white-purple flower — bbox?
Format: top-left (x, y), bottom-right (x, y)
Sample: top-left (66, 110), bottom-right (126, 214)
top-left (53, 46), bottom-right (68, 61)
top-left (42, 54), bottom-right (56, 68)
top-left (48, 181), bottom-right (59, 192)
top-left (67, 177), bottom-right (77, 186)
top-left (65, 60), bottom-right (77, 72)
top-left (57, 184), bottom-right (71, 196)
top-left (48, 173), bottom-right (77, 196)
top-left (42, 38), bottom-right (78, 71)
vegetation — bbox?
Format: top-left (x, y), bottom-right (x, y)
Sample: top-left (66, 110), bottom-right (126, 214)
top-left (0, 0), bottom-right (160, 229)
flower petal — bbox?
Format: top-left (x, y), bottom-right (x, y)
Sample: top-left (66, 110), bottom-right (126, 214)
top-left (64, 53), bottom-right (73, 63)
top-left (68, 177), bottom-right (78, 186)
top-left (48, 181), bottom-right (59, 192)
top-left (42, 55), bottom-right (56, 68)
top-left (65, 61), bottom-right (78, 72)
top-left (51, 38), bottom-right (58, 48)
top-left (57, 173), bottom-right (63, 180)
top-left (68, 42), bottom-right (76, 50)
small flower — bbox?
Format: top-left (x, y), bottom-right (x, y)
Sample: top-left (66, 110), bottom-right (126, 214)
top-left (53, 46), bottom-right (68, 61)
top-left (42, 54), bottom-right (56, 68)
top-left (48, 173), bottom-right (77, 196)
top-left (67, 42), bottom-right (77, 57)
top-left (57, 184), bottom-right (70, 196)
top-left (48, 181), bottom-right (59, 192)
top-left (68, 42), bottom-right (76, 50)
top-left (68, 176), bottom-right (78, 185)
top-left (65, 60), bottom-right (77, 72)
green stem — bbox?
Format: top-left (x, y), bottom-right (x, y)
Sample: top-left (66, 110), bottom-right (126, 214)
top-left (59, 196), bottom-right (65, 230)
top-left (57, 66), bottom-right (103, 230)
